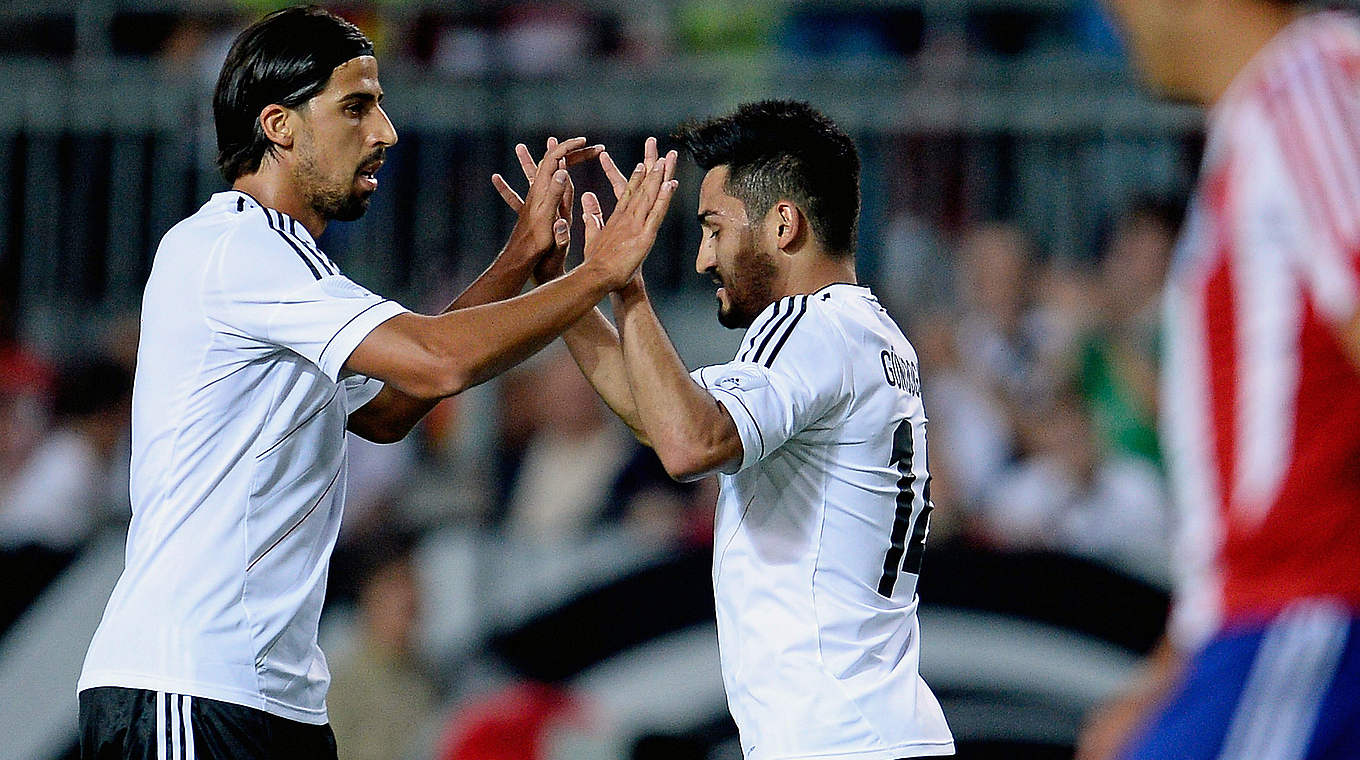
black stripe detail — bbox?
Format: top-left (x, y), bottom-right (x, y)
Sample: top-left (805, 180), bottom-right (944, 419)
top-left (761, 296), bottom-right (809, 367)
top-left (163, 691), bottom-right (173, 760)
top-left (739, 299), bottom-right (785, 362)
top-left (271, 210), bottom-right (333, 276)
top-left (902, 500), bottom-right (933, 580)
top-left (236, 197), bottom-right (245, 212)
top-left (261, 208), bottom-right (321, 280)
top-left (289, 218), bottom-right (337, 275)
top-left (318, 300), bottom-right (392, 366)
top-left (749, 298), bottom-right (798, 365)
top-left (247, 467), bottom-right (342, 572)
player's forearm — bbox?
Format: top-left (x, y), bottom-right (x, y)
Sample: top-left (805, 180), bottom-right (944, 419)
top-left (428, 263), bottom-right (615, 393)
top-left (348, 230), bottom-right (545, 438)
top-left (562, 307), bottom-right (649, 443)
top-left (347, 262), bottom-right (613, 400)
top-left (614, 285), bottom-right (740, 480)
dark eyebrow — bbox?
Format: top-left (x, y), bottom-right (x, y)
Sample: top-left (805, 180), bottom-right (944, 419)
top-left (340, 91), bottom-right (381, 105)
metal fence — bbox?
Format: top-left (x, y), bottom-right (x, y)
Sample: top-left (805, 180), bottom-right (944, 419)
top-left (1, 55), bottom-right (1202, 352)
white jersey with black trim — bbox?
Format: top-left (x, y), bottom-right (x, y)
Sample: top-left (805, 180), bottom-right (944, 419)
top-left (79, 190), bottom-right (407, 724)
top-left (689, 283), bottom-right (953, 760)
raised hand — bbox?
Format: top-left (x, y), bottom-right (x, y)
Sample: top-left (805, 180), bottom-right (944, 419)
top-left (579, 140), bottom-right (678, 291)
top-left (491, 137), bottom-right (602, 278)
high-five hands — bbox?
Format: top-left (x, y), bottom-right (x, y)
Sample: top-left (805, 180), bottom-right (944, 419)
top-left (493, 136), bottom-right (602, 278)
top-left (588, 137), bottom-right (677, 292)
top-left (491, 137), bottom-right (678, 292)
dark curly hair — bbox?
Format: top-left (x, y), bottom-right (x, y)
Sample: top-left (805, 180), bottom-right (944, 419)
top-left (672, 100), bottom-right (861, 255)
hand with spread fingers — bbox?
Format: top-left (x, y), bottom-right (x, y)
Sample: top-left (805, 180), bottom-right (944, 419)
top-left (578, 140), bottom-right (678, 292)
top-left (593, 137), bottom-right (677, 292)
top-left (493, 136), bottom-right (602, 277)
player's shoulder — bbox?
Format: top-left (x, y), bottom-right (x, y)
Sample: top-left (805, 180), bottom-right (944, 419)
top-left (736, 284), bottom-right (873, 369)
top-left (201, 192), bottom-right (336, 282)
top-left (1250, 12), bottom-right (1360, 102)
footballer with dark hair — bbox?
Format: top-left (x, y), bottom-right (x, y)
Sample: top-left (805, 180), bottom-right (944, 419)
top-left (76, 6), bottom-right (676, 759)
top-left (528, 102), bottom-right (956, 759)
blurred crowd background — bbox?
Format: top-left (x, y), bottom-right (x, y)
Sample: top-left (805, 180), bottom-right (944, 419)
top-left (0, 0), bottom-right (1257, 758)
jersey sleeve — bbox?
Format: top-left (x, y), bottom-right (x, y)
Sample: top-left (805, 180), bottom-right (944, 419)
top-left (1256, 42), bottom-right (1360, 326)
top-left (203, 223), bottom-right (408, 382)
top-left (341, 374), bottom-right (385, 412)
top-left (690, 296), bottom-right (850, 473)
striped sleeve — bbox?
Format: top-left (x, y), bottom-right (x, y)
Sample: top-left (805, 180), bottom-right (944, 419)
top-left (1260, 31), bottom-right (1360, 324)
top-left (691, 297), bottom-right (849, 472)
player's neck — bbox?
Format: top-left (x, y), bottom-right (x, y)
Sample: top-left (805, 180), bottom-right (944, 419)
top-left (232, 170), bottom-right (328, 239)
top-left (779, 252), bottom-right (858, 298)
top-left (1198, 2), bottom-right (1305, 105)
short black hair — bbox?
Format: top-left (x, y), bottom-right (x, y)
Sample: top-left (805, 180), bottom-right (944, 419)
top-left (673, 100), bottom-right (861, 255)
top-left (213, 5), bottom-right (373, 182)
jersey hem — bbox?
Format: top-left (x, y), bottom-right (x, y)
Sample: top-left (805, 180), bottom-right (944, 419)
top-left (77, 670), bottom-right (329, 725)
top-left (755, 739), bottom-right (955, 760)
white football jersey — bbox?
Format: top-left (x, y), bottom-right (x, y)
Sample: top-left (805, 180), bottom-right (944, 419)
top-left (690, 283), bottom-right (953, 760)
top-left (79, 191), bottom-right (407, 724)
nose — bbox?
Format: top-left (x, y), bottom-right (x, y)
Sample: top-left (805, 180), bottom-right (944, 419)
top-left (695, 242), bottom-right (715, 275)
top-left (374, 104), bottom-right (398, 147)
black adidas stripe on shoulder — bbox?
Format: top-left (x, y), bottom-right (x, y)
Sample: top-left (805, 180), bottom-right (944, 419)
top-left (287, 217), bottom-right (338, 275)
top-left (747, 297), bottom-right (804, 365)
top-left (756, 295), bottom-right (809, 367)
top-left (260, 208), bottom-right (325, 280)
top-left (738, 299), bottom-right (786, 363)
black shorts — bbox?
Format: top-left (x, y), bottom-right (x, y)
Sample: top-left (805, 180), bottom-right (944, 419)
top-left (78, 687), bottom-right (337, 760)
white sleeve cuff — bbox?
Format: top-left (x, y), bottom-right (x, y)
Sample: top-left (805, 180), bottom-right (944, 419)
top-left (317, 300), bottom-right (409, 382)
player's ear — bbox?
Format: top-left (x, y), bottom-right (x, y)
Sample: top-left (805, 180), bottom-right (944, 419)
top-left (258, 104), bottom-right (294, 150)
top-left (771, 200), bottom-right (802, 252)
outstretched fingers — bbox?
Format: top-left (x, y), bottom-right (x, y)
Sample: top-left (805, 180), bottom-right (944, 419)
top-left (627, 153), bottom-right (671, 221)
top-left (491, 173), bottom-right (524, 211)
top-left (643, 136), bottom-right (659, 172)
top-left (600, 151), bottom-right (629, 200)
top-left (644, 177), bottom-right (679, 235)
top-left (581, 191), bottom-right (605, 239)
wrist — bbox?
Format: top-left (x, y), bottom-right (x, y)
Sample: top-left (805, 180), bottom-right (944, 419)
top-left (503, 225), bottom-right (547, 269)
top-left (614, 275), bottom-right (648, 306)
top-left (571, 259), bottom-right (619, 301)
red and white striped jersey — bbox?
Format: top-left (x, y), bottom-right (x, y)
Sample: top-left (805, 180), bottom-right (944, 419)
top-left (1163, 12), bottom-right (1360, 649)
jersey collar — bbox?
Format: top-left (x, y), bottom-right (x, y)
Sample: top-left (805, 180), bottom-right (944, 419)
top-left (218, 190), bottom-right (321, 248)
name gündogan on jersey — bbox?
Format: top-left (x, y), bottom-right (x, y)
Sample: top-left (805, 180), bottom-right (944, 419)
top-left (689, 283), bottom-right (954, 760)
top-left (78, 190), bottom-right (407, 724)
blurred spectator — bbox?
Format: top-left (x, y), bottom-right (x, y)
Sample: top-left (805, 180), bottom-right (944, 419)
top-left (326, 531), bottom-right (441, 760)
top-left (0, 346), bottom-right (54, 503)
top-left (877, 211), bottom-right (952, 324)
top-left (979, 382), bottom-right (1170, 576)
top-left (500, 4), bottom-right (593, 75)
top-left (1075, 198), bottom-right (1180, 466)
top-left (922, 222), bottom-right (1049, 511)
top-left (0, 357), bottom-right (130, 633)
top-left (0, 358), bottom-right (131, 552)
top-left (499, 348), bottom-right (637, 541)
